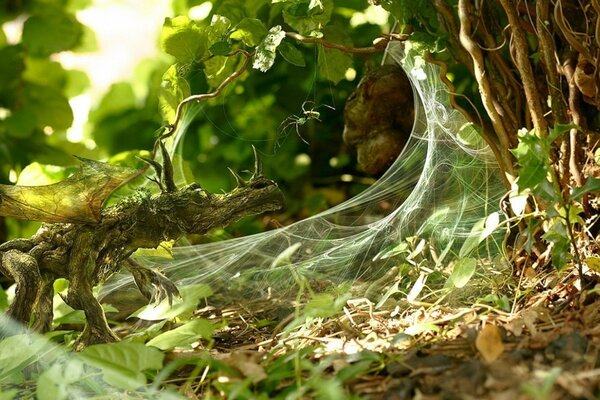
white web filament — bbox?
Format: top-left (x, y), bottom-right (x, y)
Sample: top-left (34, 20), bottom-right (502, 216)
top-left (101, 41), bottom-right (506, 301)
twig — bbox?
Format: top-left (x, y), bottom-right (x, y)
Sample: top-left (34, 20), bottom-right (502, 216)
top-left (157, 49), bottom-right (253, 147)
top-left (285, 31), bottom-right (385, 54)
top-left (554, 0), bottom-right (593, 61)
top-left (561, 59), bottom-right (585, 187)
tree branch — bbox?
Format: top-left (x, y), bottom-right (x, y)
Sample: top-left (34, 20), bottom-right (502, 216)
top-left (285, 32), bottom-right (385, 54)
top-left (499, 0), bottom-right (548, 136)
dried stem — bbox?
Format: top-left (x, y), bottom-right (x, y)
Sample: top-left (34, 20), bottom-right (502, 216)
top-left (285, 32), bottom-right (384, 54)
top-left (562, 59), bottom-right (586, 187)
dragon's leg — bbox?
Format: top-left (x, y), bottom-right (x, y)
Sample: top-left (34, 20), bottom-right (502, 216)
top-left (0, 250), bottom-right (42, 327)
top-left (63, 233), bottom-right (119, 350)
top-left (125, 258), bottom-right (180, 305)
top-left (31, 275), bottom-right (55, 333)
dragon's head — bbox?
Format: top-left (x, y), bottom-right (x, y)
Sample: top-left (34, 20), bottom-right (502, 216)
top-left (172, 146), bottom-right (284, 235)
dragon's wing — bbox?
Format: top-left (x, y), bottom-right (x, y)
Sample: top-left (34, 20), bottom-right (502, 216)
top-left (0, 158), bottom-right (142, 224)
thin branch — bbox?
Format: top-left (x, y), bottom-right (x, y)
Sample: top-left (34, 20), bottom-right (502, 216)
top-left (562, 59), bottom-right (585, 187)
top-left (499, 0), bottom-right (548, 136)
top-left (158, 49), bottom-right (253, 147)
top-left (285, 32), bottom-right (385, 54)
top-left (458, 0), bottom-right (515, 185)
top-left (554, 0), bottom-right (593, 60)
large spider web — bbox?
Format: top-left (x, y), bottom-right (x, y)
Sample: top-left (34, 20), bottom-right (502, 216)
top-left (0, 41), bottom-right (506, 398)
top-left (101, 41), bottom-right (506, 300)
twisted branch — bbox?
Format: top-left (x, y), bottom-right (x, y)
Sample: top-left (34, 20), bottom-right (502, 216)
top-left (499, 0), bottom-right (548, 136)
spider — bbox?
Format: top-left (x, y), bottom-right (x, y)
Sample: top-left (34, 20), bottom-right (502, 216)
top-left (277, 101), bottom-right (335, 147)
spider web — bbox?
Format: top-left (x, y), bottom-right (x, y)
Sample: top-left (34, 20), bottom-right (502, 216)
top-left (0, 40), bottom-right (507, 399)
top-left (101, 41), bottom-right (506, 301)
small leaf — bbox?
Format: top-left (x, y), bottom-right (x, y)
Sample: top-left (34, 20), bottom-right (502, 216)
top-left (277, 40), bottom-right (306, 67)
top-left (304, 293), bottom-right (348, 318)
top-left (271, 242), bottom-right (302, 268)
top-left (159, 64), bottom-right (191, 123)
top-left (406, 272), bottom-right (427, 303)
top-left (146, 319), bottom-right (214, 350)
top-left (446, 258), bottom-right (476, 288)
top-left (133, 240), bottom-right (174, 259)
top-left (459, 213), bottom-right (500, 257)
top-left (132, 283), bottom-right (212, 321)
top-left (231, 18), bottom-right (268, 46)
top-left (475, 324), bottom-right (504, 363)
top-left (571, 177), bottom-right (600, 201)
top-left (253, 25), bottom-right (286, 72)
top-left (584, 257), bottom-right (600, 272)
top-left (80, 342), bottom-right (164, 391)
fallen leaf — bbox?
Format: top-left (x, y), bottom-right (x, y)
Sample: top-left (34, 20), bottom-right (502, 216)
top-left (476, 324), bottom-right (504, 363)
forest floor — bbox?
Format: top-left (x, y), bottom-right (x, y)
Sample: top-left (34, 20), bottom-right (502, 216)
top-left (159, 264), bottom-right (600, 399)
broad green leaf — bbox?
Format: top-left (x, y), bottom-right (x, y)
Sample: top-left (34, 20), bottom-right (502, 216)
top-left (0, 46), bottom-right (23, 94)
top-left (0, 286), bottom-right (7, 311)
top-left (278, 40), bottom-right (306, 67)
top-left (80, 342), bottom-right (164, 391)
top-left (0, 335), bottom-right (48, 380)
top-left (23, 59), bottom-right (67, 91)
top-left (64, 69), bottom-right (90, 98)
top-left (22, 9), bottom-right (83, 57)
top-left (4, 109), bottom-right (37, 139)
top-left (131, 283), bottom-right (213, 321)
top-left (36, 360), bottom-right (86, 400)
top-left (209, 41), bottom-right (232, 56)
top-left (447, 257), bottom-right (477, 288)
top-left (231, 18), bottom-right (268, 46)
top-left (89, 82), bottom-right (136, 122)
top-left (317, 26), bottom-right (353, 84)
top-left (160, 16), bottom-right (206, 64)
top-left (282, 0), bottom-right (333, 34)
top-left (159, 64), bottom-right (191, 123)
top-left (146, 318), bottom-right (214, 350)
top-left (23, 83), bottom-right (73, 130)
top-left (206, 15), bottom-right (232, 43)
top-left (253, 25), bottom-right (286, 72)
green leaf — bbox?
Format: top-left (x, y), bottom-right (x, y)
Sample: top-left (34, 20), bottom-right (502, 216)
top-left (4, 109), bottom-right (37, 139)
top-left (512, 131), bottom-right (548, 191)
top-left (571, 178), bottom-right (600, 201)
top-left (0, 46), bottom-right (24, 95)
top-left (0, 335), bottom-right (48, 380)
top-left (231, 18), bottom-right (268, 46)
top-left (543, 219), bottom-right (571, 269)
top-left (159, 65), bottom-right (191, 123)
top-left (253, 25), bottom-right (286, 72)
top-left (459, 212), bottom-right (500, 257)
top-left (22, 9), bottom-right (83, 57)
top-left (209, 41), bottom-right (232, 56)
top-left (282, 0), bottom-right (333, 34)
top-left (304, 293), bottom-right (349, 318)
top-left (278, 40), bottom-right (306, 67)
top-left (160, 16), bottom-right (206, 64)
top-left (317, 26), bottom-right (353, 84)
top-left (64, 69), bottom-right (90, 98)
top-left (23, 59), bottom-right (67, 92)
top-left (23, 83), bottom-right (73, 130)
top-left (131, 283), bottom-right (213, 321)
top-left (447, 257), bottom-right (477, 288)
top-left (146, 319), bottom-right (214, 350)
top-left (80, 342), bottom-right (164, 391)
